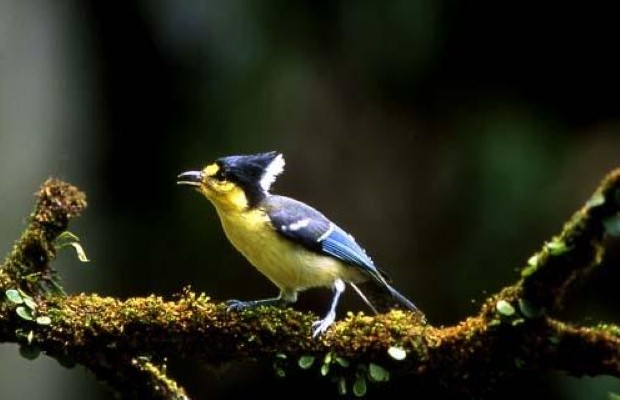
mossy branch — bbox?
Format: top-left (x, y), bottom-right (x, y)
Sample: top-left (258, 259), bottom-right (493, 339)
top-left (0, 179), bottom-right (188, 399)
top-left (1, 172), bottom-right (620, 398)
top-left (79, 352), bottom-right (189, 400)
top-left (0, 179), bottom-right (86, 293)
top-left (519, 168), bottom-right (620, 310)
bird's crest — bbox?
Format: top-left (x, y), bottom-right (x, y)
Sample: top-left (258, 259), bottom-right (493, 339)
top-left (216, 151), bottom-right (285, 205)
top-left (259, 153), bottom-right (285, 191)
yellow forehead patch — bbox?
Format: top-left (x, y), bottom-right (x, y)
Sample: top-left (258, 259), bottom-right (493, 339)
top-left (203, 163), bottom-right (219, 177)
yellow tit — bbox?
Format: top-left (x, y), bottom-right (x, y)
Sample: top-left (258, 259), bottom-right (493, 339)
top-left (178, 151), bottom-right (418, 337)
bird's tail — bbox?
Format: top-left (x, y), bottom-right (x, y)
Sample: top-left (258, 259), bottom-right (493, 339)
top-left (350, 280), bottom-right (420, 314)
top-left (384, 282), bottom-right (419, 311)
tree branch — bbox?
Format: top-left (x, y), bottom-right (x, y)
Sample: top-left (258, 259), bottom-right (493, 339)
top-left (519, 168), bottom-right (620, 310)
top-left (1, 171), bottom-right (620, 397)
top-left (1, 179), bottom-right (86, 293)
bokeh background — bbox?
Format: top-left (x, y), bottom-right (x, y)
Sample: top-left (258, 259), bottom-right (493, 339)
top-left (1, 1), bottom-right (620, 399)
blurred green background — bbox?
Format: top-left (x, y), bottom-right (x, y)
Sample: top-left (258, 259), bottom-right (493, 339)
top-left (1, 1), bottom-right (620, 399)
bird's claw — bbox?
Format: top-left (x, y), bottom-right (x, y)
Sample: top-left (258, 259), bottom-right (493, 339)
top-left (226, 299), bottom-right (252, 312)
top-left (311, 311), bottom-right (336, 338)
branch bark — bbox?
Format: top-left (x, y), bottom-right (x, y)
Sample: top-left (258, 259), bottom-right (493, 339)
top-left (1, 173), bottom-right (620, 398)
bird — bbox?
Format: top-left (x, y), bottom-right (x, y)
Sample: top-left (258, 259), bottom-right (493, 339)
top-left (177, 151), bottom-right (418, 337)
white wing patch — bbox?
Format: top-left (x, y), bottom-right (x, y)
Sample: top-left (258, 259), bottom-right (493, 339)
top-left (281, 218), bottom-right (311, 232)
top-left (317, 222), bottom-right (335, 242)
top-left (260, 153), bottom-right (285, 192)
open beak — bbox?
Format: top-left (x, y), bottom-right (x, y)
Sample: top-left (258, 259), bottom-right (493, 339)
top-left (177, 171), bottom-right (203, 187)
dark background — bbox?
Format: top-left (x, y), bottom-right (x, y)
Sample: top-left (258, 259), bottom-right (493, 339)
top-left (1, 1), bottom-right (620, 398)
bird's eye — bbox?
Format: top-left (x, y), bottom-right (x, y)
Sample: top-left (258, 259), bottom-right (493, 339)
top-left (213, 169), bottom-right (228, 181)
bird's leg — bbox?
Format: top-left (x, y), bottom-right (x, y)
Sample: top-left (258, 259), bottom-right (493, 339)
top-left (226, 290), bottom-right (297, 311)
top-left (312, 279), bottom-right (345, 337)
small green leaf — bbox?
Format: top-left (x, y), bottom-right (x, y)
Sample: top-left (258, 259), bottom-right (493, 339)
top-left (23, 297), bottom-right (37, 311)
top-left (320, 352), bottom-right (333, 375)
top-left (275, 353), bottom-right (287, 360)
top-left (608, 392), bottom-right (620, 400)
top-left (521, 254), bottom-right (541, 277)
top-left (19, 344), bottom-right (41, 360)
top-left (546, 239), bottom-right (569, 255)
top-left (5, 289), bottom-right (23, 304)
top-left (368, 363), bottom-right (390, 382)
top-left (496, 300), bottom-right (515, 317)
top-left (338, 376), bottom-right (347, 396)
top-left (27, 330), bottom-right (34, 344)
top-left (36, 316), bottom-right (52, 325)
top-left (352, 375), bottom-right (367, 397)
top-left (275, 367), bottom-right (286, 378)
top-left (521, 264), bottom-right (537, 277)
top-left (518, 298), bottom-right (543, 319)
top-left (68, 242), bottom-right (90, 262)
top-left (515, 358), bottom-right (525, 369)
top-left (56, 232), bottom-right (90, 262)
top-left (586, 191), bottom-right (605, 208)
top-left (603, 215), bottom-right (620, 237)
top-left (56, 354), bottom-right (76, 369)
top-left (298, 355), bottom-right (315, 369)
top-left (16, 306), bottom-right (33, 321)
top-left (334, 356), bottom-right (350, 368)
top-left (387, 346), bottom-right (407, 361)
top-left (488, 319), bottom-right (501, 327)
top-left (56, 231), bottom-right (80, 243)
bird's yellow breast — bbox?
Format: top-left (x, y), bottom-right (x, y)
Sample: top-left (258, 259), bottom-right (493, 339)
top-left (213, 206), bottom-right (361, 292)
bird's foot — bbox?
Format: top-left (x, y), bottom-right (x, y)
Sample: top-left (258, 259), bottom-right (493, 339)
top-left (225, 299), bottom-right (253, 312)
top-left (312, 310), bottom-right (336, 338)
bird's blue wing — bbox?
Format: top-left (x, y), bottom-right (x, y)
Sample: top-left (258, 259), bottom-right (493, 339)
top-left (320, 225), bottom-right (377, 271)
top-left (266, 197), bottom-right (329, 253)
top-left (264, 196), bottom-right (382, 279)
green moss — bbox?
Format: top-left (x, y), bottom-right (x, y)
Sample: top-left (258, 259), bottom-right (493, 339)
top-left (595, 323), bottom-right (620, 338)
top-left (1, 179), bottom-right (87, 296)
top-left (545, 239), bottom-right (569, 255)
top-left (521, 263), bottom-right (538, 277)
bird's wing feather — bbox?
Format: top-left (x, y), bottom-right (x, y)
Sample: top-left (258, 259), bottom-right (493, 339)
top-left (267, 196), bottom-right (329, 252)
top-left (265, 196), bottom-right (383, 280)
top-left (265, 196), bottom-right (330, 252)
top-left (320, 225), bottom-right (376, 271)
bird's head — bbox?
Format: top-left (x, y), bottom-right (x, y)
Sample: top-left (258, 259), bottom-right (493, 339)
top-left (178, 151), bottom-right (285, 210)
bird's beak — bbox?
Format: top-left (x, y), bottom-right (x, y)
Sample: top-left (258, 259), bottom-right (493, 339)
top-left (177, 171), bottom-right (203, 187)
